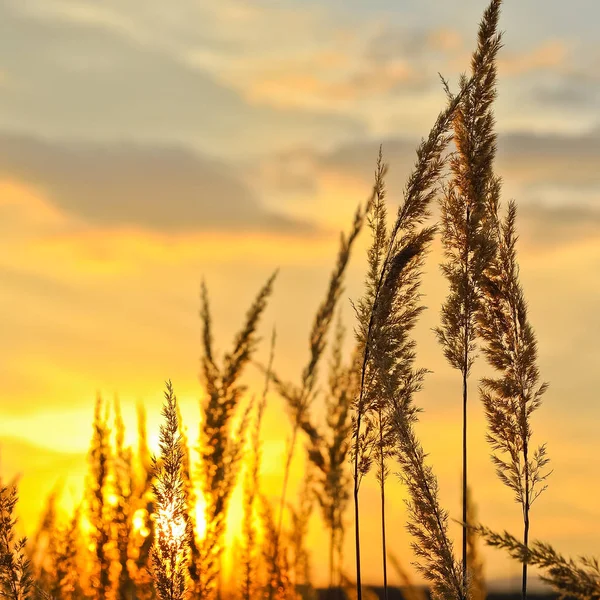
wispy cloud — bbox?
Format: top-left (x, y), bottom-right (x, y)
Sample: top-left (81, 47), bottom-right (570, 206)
top-left (0, 132), bottom-right (318, 234)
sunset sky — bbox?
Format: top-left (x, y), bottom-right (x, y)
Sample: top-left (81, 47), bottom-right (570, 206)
top-left (1, 0), bottom-right (599, 590)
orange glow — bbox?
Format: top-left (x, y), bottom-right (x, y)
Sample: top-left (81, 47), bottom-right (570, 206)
top-left (132, 508), bottom-right (150, 538)
top-left (194, 495), bottom-right (208, 541)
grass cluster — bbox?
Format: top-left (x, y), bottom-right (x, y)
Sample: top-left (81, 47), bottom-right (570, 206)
top-left (0, 2), bottom-right (597, 600)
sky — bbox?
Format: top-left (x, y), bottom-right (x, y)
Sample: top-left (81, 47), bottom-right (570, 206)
top-left (1, 0), bottom-right (599, 590)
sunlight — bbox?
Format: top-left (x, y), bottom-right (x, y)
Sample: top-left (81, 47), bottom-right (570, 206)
top-left (132, 507), bottom-right (150, 538)
top-left (155, 499), bottom-right (187, 550)
top-left (194, 494), bottom-right (207, 541)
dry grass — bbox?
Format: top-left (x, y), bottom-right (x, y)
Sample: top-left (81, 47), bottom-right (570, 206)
top-left (1, 2), bottom-right (595, 600)
top-left (151, 381), bottom-right (190, 600)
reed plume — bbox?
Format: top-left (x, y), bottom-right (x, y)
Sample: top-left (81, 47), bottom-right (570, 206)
top-left (287, 466), bottom-right (315, 594)
top-left (434, 0), bottom-right (502, 590)
top-left (240, 329), bottom-right (275, 600)
top-left (267, 200), bottom-right (368, 599)
top-left (259, 494), bottom-right (292, 600)
top-left (51, 507), bottom-right (84, 600)
top-left (176, 403), bottom-right (202, 591)
top-left (477, 200), bottom-right (551, 600)
top-left (390, 373), bottom-right (464, 600)
top-left (133, 403), bottom-right (156, 600)
top-left (31, 485), bottom-right (60, 594)
top-left (351, 74), bottom-right (470, 597)
top-left (151, 381), bottom-right (191, 600)
top-left (198, 273), bottom-right (276, 599)
top-left (351, 150), bottom-right (397, 600)
top-left (307, 318), bottom-right (355, 591)
top-left (86, 395), bottom-right (112, 600)
top-left (351, 145), bottom-right (463, 600)
top-left (114, 397), bottom-right (135, 600)
top-left (0, 483), bottom-right (33, 600)
top-left (477, 526), bottom-right (600, 600)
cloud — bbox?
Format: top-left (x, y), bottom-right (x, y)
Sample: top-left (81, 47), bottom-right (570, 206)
top-left (497, 129), bottom-right (600, 187)
top-left (262, 127), bottom-right (600, 192)
top-left (0, 132), bottom-right (318, 234)
top-left (0, 1), bottom-right (364, 155)
top-left (250, 128), bottom-right (600, 246)
top-left (498, 40), bottom-right (568, 76)
top-left (366, 25), bottom-right (463, 63)
top-left (244, 62), bottom-right (422, 109)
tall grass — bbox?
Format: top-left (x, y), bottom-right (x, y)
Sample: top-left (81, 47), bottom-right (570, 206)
top-left (151, 381), bottom-right (190, 600)
top-left (434, 0), bottom-right (502, 590)
top-left (240, 329), bottom-right (275, 600)
top-left (86, 396), bottom-right (112, 600)
top-left (308, 318), bottom-right (355, 593)
top-left (266, 200), bottom-right (369, 600)
top-left (0, 484), bottom-right (33, 600)
top-left (351, 77), bottom-right (471, 600)
top-left (477, 526), bottom-right (600, 600)
top-left (477, 200), bottom-right (551, 600)
top-left (1, 2), bottom-right (595, 600)
top-left (198, 272), bottom-right (276, 599)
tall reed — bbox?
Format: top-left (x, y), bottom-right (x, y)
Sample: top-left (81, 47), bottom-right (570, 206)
top-left (86, 395), bottom-right (112, 600)
top-left (434, 0), bottom-right (502, 589)
top-left (151, 381), bottom-right (190, 600)
top-left (240, 329), bottom-right (275, 600)
top-left (133, 403), bottom-right (156, 600)
top-left (198, 273), bottom-right (276, 599)
top-left (307, 318), bottom-right (355, 592)
top-left (351, 78), bottom-right (470, 600)
top-left (267, 199), bottom-right (368, 599)
top-left (287, 466), bottom-right (315, 594)
top-left (477, 200), bottom-right (551, 600)
top-left (114, 398), bottom-right (135, 600)
top-left (51, 507), bottom-right (83, 600)
top-left (0, 483), bottom-right (34, 600)
top-left (352, 150), bottom-right (396, 600)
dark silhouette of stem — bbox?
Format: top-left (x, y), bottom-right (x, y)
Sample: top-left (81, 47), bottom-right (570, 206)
top-left (353, 462), bottom-right (363, 600)
top-left (462, 367), bottom-right (468, 593)
top-left (380, 456), bottom-right (388, 600)
top-left (461, 204), bottom-right (471, 596)
top-left (523, 436), bottom-right (530, 600)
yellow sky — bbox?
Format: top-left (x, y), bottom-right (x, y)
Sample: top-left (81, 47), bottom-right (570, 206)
top-left (1, 0), bottom-right (600, 591)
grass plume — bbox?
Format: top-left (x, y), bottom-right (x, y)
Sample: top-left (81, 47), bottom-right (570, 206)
top-left (351, 73), bottom-right (471, 597)
top-left (308, 318), bottom-right (355, 592)
top-left (477, 200), bottom-right (551, 600)
top-left (267, 200), bottom-right (368, 599)
top-left (240, 329), bottom-right (276, 600)
top-left (198, 272), bottom-right (276, 599)
top-left (0, 483), bottom-right (34, 600)
top-left (86, 395), bottom-right (112, 600)
top-left (151, 381), bottom-right (190, 600)
top-left (434, 0), bottom-right (503, 589)
top-left (477, 526), bottom-right (600, 600)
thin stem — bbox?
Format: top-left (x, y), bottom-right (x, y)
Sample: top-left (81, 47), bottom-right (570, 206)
top-left (277, 425), bottom-right (298, 536)
top-left (522, 437), bottom-right (530, 600)
top-left (269, 420), bottom-right (299, 600)
top-left (462, 367), bottom-right (468, 594)
top-left (461, 203), bottom-right (471, 596)
top-left (380, 470), bottom-right (388, 600)
top-left (329, 523), bottom-right (335, 592)
top-left (353, 215), bottom-right (398, 600)
top-left (353, 473), bottom-right (362, 600)
top-left (379, 409), bottom-right (389, 600)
